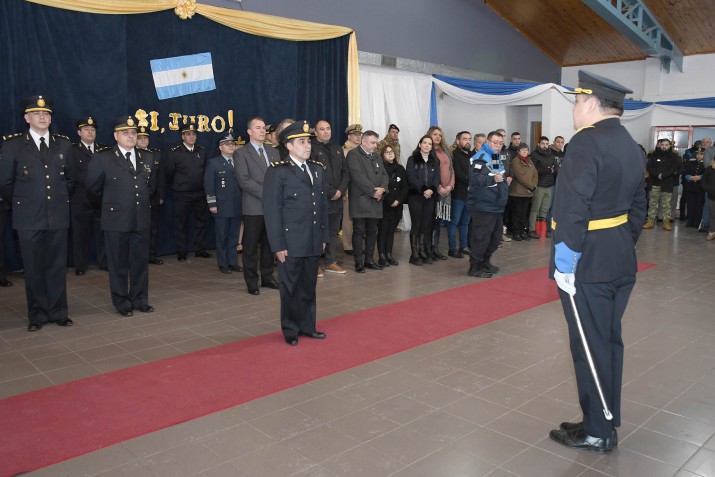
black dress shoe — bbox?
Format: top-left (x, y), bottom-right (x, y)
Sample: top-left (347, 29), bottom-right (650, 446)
top-left (27, 322), bottom-right (42, 332)
top-left (75, 270), bottom-right (86, 276)
top-left (386, 254), bottom-right (399, 266)
top-left (448, 249), bottom-right (463, 258)
top-left (230, 265), bottom-right (244, 272)
top-left (285, 336), bottom-right (298, 346)
top-left (549, 427), bottom-right (613, 453)
top-left (195, 251), bottom-right (213, 258)
top-left (560, 421), bottom-right (618, 446)
top-left (482, 261), bottom-right (500, 273)
top-left (136, 305), bottom-right (155, 313)
top-left (119, 309), bottom-right (134, 317)
top-left (0, 278), bottom-right (12, 287)
top-left (354, 264), bottom-right (365, 273)
top-left (99, 266), bottom-right (109, 271)
top-left (149, 257), bottom-right (164, 265)
top-left (467, 266), bottom-right (492, 278)
top-left (262, 280), bottom-right (279, 289)
top-left (248, 287), bottom-right (260, 295)
top-left (364, 262), bottom-right (383, 270)
top-left (219, 267), bottom-right (232, 274)
top-left (56, 318), bottom-right (73, 327)
top-left (302, 331), bottom-right (326, 339)
top-left (177, 253), bottom-right (187, 262)
top-left (344, 249), bottom-right (354, 255)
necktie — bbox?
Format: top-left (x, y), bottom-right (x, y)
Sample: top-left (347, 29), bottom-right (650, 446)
top-left (39, 137), bottom-right (49, 163)
top-left (125, 151), bottom-right (135, 173)
top-left (301, 163), bottom-right (313, 184)
top-left (87, 144), bottom-right (93, 155)
top-left (227, 157), bottom-right (234, 168)
top-left (259, 147), bottom-right (268, 166)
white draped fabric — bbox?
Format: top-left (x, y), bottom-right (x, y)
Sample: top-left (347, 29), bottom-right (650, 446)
top-left (431, 77), bottom-right (573, 105)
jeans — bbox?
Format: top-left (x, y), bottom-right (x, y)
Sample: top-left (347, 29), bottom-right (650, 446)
top-left (447, 199), bottom-right (470, 250)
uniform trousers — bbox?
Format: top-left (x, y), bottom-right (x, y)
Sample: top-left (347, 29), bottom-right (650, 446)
top-left (324, 212), bottom-right (342, 266)
top-left (278, 255), bottom-right (319, 338)
top-left (71, 202), bottom-right (105, 271)
top-left (377, 206), bottom-right (402, 257)
top-left (173, 191), bottom-right (207, 254)
top-left (17, 229), bottom-right (69, 324)
top-left (241, 214), bottom-right (275, 287)
top-left (105, 230), bottom-right (150, 312)
top-left (149, 199), bottom-right (161, 259)
top-left (558, 274), bottom-right (635, 439)
top-left (214, 215), bottom-right (241, 268)
top-left (647, 186), bottom-right (672, 221)
top-left (468, 211), bottom-right (502, 266)
top-left (0, 208), bottom-right (7, 281)
top-left (684, 188), bottom-right (705, 227)
top-left (352, 218), bottom-right (378, 265)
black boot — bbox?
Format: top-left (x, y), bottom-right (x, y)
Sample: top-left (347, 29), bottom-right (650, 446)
top-left (409, 233), bottom-right (423, 266)
top-left (386, 253), bottom-right (399, 266)
top-left (378, 253), bottom-right (389, 267)
top-left (419, 234), bottom-right (433, 264)
top-left (431, 229), bottom-right (448, 260)
top-left (467, 262), bottom-right (492, 278)
top-left (482, 254), bottom-right (499, 274)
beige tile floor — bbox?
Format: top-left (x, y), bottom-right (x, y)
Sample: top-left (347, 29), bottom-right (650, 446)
top-left (2, 221), bottom-right (715, 477)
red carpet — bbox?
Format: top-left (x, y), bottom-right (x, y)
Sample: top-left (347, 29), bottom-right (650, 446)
top-left (0, 264), bottom-right (653, 476)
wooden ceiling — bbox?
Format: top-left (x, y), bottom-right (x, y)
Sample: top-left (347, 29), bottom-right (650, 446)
top-left (485, 0), bottom-right (715, 66)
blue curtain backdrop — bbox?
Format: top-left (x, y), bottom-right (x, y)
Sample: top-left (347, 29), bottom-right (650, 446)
top-left (0, 0), bottom-right (349, 269)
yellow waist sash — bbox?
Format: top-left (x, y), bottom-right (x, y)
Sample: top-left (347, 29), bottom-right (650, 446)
top-left (552, 214), bottom-right (628, 231)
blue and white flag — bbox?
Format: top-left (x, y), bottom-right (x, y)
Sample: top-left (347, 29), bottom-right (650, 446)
top-left (150, 52), bottom-right (216, 100)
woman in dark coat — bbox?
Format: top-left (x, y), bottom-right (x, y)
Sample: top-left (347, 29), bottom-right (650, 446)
top-left (377, 145), bottom-right (408, 266)
top-left (700, 152), bottom-right (715, 240)
top-left (682, 147), bottom-right (706, 228)
top-left (406, 136), bottom-right (440, 265)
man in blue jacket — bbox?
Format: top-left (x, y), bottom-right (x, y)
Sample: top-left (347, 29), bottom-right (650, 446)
top-left (466, 131), bottom-right (508, 278)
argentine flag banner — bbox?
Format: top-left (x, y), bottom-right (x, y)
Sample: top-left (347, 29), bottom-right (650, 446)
top-left (150, 52), bottom-right (216, 100)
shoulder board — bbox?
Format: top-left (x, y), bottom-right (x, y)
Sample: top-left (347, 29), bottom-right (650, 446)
top-left (171, 144), bottom-right (182, 151)
top-left (195, 145), bottom-right (204, 150)
top-left (95, 145), bottom-right (112, 153)
top-left (269, 160), bottom-right (292, 167)
top-left (96, 143), bottom-right (108, 149)
top-left (307, 159), bottom-right (326, 169)
top-left (575, 125), bottom-right (595, 134)
top-left (137, 147), bottom-right (151, 153)
top-left (150, 147), bottom-right (161, 153)
top-left (52, 133), bottom-right (71, 141)
top-left (2, 132), bottom-right (23, 142)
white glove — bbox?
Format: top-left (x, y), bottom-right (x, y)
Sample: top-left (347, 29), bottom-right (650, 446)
top-left (554, 270), bottom-right (576, 296)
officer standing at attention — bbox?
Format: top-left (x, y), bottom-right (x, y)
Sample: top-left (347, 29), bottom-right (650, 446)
top-left (137, 126), bottom-right (165, 265)
top-left (86, 116), bottom-right (157, 318)
top-left (549, 71), bottom-right (647, 453)
top-left (70, 116), bottom-right (107, 275)
top-left (164, 124), bottom-right (211, 261)
top-left (263, 121), bottom-right (329, 346)
top-left (205, 131), bottom-right (243, 274)
top-left (0, 95), bottom-right (75, 331)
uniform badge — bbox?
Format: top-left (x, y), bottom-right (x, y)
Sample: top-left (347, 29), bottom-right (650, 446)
top-left (88, 117), bottom-right (94, 125)
top-left (303, 122), bottom-right (310, 133)
top-left (23, 168), bottom-right (29, 176)
top-left (144, 164), bottom-right (152, 173)
top-left (37, 97), bottom-right (45, 108)
top-left (127, 117), bottom-right (135, 126)
top-left (59, 154), bottom-right (63, 159)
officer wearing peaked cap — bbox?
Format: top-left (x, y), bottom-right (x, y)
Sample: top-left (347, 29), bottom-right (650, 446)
top-left (137, 126), bottom-right (166, 264)
top-left (204, 130), bottom-right (243, 274)
top-left (0, 95), bottom-right (75, 331)
top-left (548, 71), bottom-right (647, 453)
top-left (86, 116), bottom-right (157, 317)
top-left (262, 121), bottom-right (329, 346)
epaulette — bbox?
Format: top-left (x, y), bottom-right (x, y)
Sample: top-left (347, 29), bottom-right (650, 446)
top-left (308, 158), bottom-right (326, 169)
top-left (2, 132), bottom-right (22, 142)
top-left (52, 133), bottom-right (71, 141)
top-left (171, 144), bottom-right (182, 151)
top-left (195, 145), bottom-right (204, 150)
top-left (95, 145), bottom-right (112, 153)
top-left (137, 147), bottom-right (151, 153)
top-left (269, 160), bottom-right (292, 167)
top-left (150, 147), bottom-right (161, 153)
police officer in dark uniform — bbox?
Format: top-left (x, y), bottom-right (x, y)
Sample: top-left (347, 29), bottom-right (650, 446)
top-left (0, 95), bottom-right (75, 331)
top-left (70, 116), bottom-right (107, 275)
top-left (0, 193), bottom-right (12, 288)
top-left (86, 116), bottom-right (157, 317)
top-left (164, 124), bottom-right (211, 261)
top-left (263, 121), bottom-right (329, 346)
top-left (204, 131), bottom-right (243, 274)
top-left (137, 126), bottom-right (165, 265)
top-left (549, 71), bottom-right (647, 453)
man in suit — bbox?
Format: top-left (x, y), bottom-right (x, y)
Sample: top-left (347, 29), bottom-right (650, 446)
top-left (263, 121), bottom-right (329, 346)
top-left (164, 124), bottom-right (211, 261)
top-left (0, 95), bottom-right (75, 331)
top-left (549, 71), bottom-right (647, 453)
top-left (205, 131), bottom-right (243, 274)
top-left (86, 116), bottom-right (156, 317)
top-left (70, 116), bottom-right (107, 275)
top-left (137, 127), bottom-right (165, 265)
top-left (234, 117), bottom-right (280, 295)
top-left (346, 130), bottom-right (388, 272)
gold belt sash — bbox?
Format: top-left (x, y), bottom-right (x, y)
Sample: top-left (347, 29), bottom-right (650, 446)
top-left (552, 214), bottom-right (628, 231)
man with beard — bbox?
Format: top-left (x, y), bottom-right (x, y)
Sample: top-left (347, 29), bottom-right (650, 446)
top-left (377, 124), bottom-right (401, 161)
top-left (528, 136), bottom-right (558, 239)
top-left (643, 138), bottom-right (681, 231)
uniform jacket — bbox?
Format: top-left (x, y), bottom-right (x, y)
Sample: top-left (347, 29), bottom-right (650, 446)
top-left (509, 156), bottom-right (538, 197)
top-left (234, 143), bottom-right (280, 215)
top-left (452, 147), bottom-right (472, 201)
top-left (263, 158), bottom-right (329, 257)
top-left (86, 146), bottom-right (156, 232)
top-left (701, 166), bottom-right (715, 197)
top-left (406, 150), bottom-right (440, 195)
top-left (311, 139), bottom-right (348, 214)
top-left (204, 155), bottom-right (242, 218)
top-left (646, 149), bottom-right (681, 192)
top-left (466, 149), bottom-right (508, 214)
top-left (346, 146), bottom-right (389, 219)
top-left (70, 142), bottom-right (107, 205)
top-left (0, 132), bottom-right (75, 230)
top-left (163, 143), bottom-right (205, 194)
top-left (148, 147), bottom-right (165, 205)
top-left (682, 158), bottom-right (706, 193)
top-left (382, 160), bottom-right (408, 211)
top-left (550, 117), bottom-right (647, 283)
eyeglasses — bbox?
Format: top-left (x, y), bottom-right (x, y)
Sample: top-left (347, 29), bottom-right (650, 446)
top-left (489, 140), bottom-right (504, 146)
top-left (384, 150), bottom-right (395, 154)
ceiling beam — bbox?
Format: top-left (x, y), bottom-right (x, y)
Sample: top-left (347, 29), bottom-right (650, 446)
top-left (581, 0), bottom-right (683, 72)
